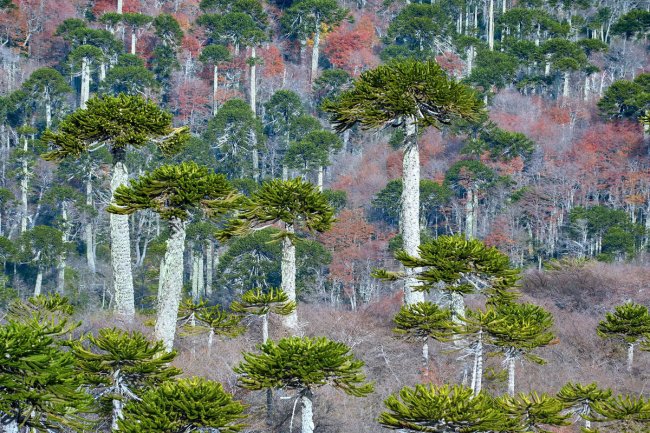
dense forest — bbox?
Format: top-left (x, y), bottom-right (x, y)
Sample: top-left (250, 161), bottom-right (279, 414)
top-left (0, 0), bottom-right (650, 431)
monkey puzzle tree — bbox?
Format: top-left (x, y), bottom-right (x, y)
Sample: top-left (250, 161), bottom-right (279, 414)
top-left (325, 59), bottom-right (483, 305)
top-left (284, 130), bottom-right (342, 191)
top-left (118, 377), bottom-right (246, 433)
top-left (68, 45), bottom-right (104, 108)
top-left (199, 44), bottom-right (232, 116)
top-left (393, 301), bottom-right (457, 368)
top-left (108, 162), bottom-right (239, 351)
top-left (231, 288), bottom-right (296, 343)
top-left (177, 300), bottom-right (244, 354)
top-left (18, 225), bottom-right (66, 296)
top-left (263, 90), bottom-right (306, 179)
top-left (0, 319), bottom-right (93, 433)
top-left (557, 382), bottom-right (612, 430)
top-left (461, 306), bottom-right (503, 396)
top-left (121, 12), bottom-right (152, 55)
top-left (379, 384), bottom-right (512, 433)
top-left (498, 392), bottom-right (570, 432)
top-left (43, 94), bottom-right (190, 320)
top-left (72, 328), bottom-right (181, 431)
top-left (281, 0), bottom-right (349, 83)
top-left (597, 302), bottom-right (650, 373)
top-left (20, 68), bottom-right (72, 128)
top-left (487, 302), bottom-right (555, 397)
top-left (219, 178), bottom-right (334, 333)
top-left (235, 336), bottom-right (373, 433)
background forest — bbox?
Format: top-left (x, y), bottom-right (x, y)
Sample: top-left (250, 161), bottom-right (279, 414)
top-left (1, 0), bottom-right (650, 431)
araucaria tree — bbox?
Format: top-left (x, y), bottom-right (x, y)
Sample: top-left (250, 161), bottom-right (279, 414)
top-left (43, 94), bottom-right (189, 321)
top-left (220, 178), bottom-right (334, 333)
top-left (72, 328), bottom-right (181, 430)
top-left (325, 60), bottom-right (483, 305)
top-left (597, 302), bottom-right (650, 372)
top-left (379, 384), bottom-right (512, 433)
top-left (557, 382), bottom-right (612, 429)
top-left (235, 336), bottom-right (373, 433)
top-left (231, 288), bottom-right (297, 343)
top-left (486, 302), bottom-right (555, 397)
top-left (108, 162), bottom-right (239, 351)
top-left (118, 377), bottom-right (246, 433)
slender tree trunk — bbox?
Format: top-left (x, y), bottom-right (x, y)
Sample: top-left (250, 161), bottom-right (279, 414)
top-left (311, 25), bottom-right (321, 83)
top-left (112, 397), bottom-right (123, 431)
top-left (213, 65), bottom-right (219, 116)
top-left (422, 338), bottom-right (429, 368)
top-left (281, 224), bottom-right (298, 333)
top-left (20, 166), bottom-right (28, 234)
top-left (33, 267), bottom-right (43, 296)
top-left (465, 187), bottom-right (475, 239)
top-left (317, 166), bottom-right (324, 192)
top-left (154, 217), bottom-right (188, 352)
top-left (44, 92), bottom-right (52, 129)
top-left (117, 0), bottom-right (122, 13)
top-left (250, 129), bottom-right (259, 183)
top-left (401, 117), bottom-right (425, 305)
top-left (57, 204), bottom-right (67, 294)
top-left (282, 165), bottom-right (288, 181)
top-left (488, 0), bottom-right (495, 51)
top-left (508, 356), bottom-right (516, 396)
top-left (191, 251), bottom-right (200, 301)
top-left (301, 389), bottom-right (315, 433)
top-left (563, 71), bottom-right (570, 97)
top-left (80, 57), bottom-right (90, 109)
top-left (130, 31), bottom-right (137, 54)
top-left (471, 330), bottom-right (483, 396)
top-left (262, 313), bottom-right (269, 343)
top-left (110, 161), bottom-right (136, 320)
top-left (627, 343), bottom-right (634, 372)
top-left (250, 46), bottom-right (257, 115)
top-left (205, 240), bottom-right (213, 296)
top-left (85, 177), bottom-right (96, 274)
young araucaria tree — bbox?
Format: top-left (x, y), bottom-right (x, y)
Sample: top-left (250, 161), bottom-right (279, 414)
top-left (557, 382), bottom-right (612, 430)
top-left (231, 288), bottom-right (297, 343)
top-left (177, 299), bottom-right (244, 355)
top-left (379, 384), bottom-right (513, 433)
top-left (597, 302), bottom-right (650, 373)
top-left (235, 336), bottom-right (374, 433)
top-left (486, 302), bottom-right (555, 397)
top-left (43, 94), bottom-right (189, 321)
top-left (220, 178), bottom-right (334, 334)
top-left (392, 301), bottom-right (457, 369)
top-left (72, 328), bottom-right (181, 430)
top-left (118, 377), bottom-right (246, 433)
top-left (498, 391), bottom-right (570, 432)
top-left (108, 161), bottom-right (239, 351)
top-left (325, 59), bottom-right (483, 305)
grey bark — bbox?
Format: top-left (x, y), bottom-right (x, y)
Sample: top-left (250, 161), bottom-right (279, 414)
top-left (33, 268), bottom-right (43, 296)
top-left (80, 57), bottom-right (90, 109)
top-left (85, 177), bottom-right (96, 274)
top-left (311, 25), bottom-right (320, 83)
top-left (301, 389), bottom-right (315, 433)
top-left (281, 224), bottom-right (298, 333)
top-left (154, 217), bottom-right (188, 351)
top-left (110, 161), bottom-right (135, 319)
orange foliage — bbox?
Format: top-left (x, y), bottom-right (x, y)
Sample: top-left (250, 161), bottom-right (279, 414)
top-left (260, 45), bottom-right (284, 78)
top-left (323, 14), bottom-right (379, 75)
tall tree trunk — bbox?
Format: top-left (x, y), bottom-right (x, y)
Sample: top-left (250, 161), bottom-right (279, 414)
top-left (33, 267), bottom-right (43, 296)
top-left (191, 250), bottom-right (200, 301)
top-left (317, 166), bottom-right (324, 192)
top-left (154, 217), bottom-right (188, 351)
top-left (311, 25), bottom-right (321, 83)
top-left (130, 31), bottom-right (137, 54)
top-left (301, 389), bottom-right (315, 433)
top-left (250, 46), bottom-right (257, 115)
top-left (3, 418), bottom-right (18, 433)
top-left (112, 396), bottom-right (123, 431)
top-left (262, 313), bottom-right (269, 343)
top-left (471, 330), bottom-right (483, 396)
top-left (80, 57), bottom-right (90, 109)
top-left (110, 160), bottom-right (135, 320)
top-left (465, 187), bottom-right (475, 239)
top-left (488, 0), bottom-right (495, 51)
top-left (44, 91), bottom-right (52, 129)
top-left (57, 203), bottom-right (68, 294)
top-left (213, 65), bottom-right (219, 116)
top-left (282, 165), bottom-right (288, 181)
top-left (422, 338), bottom-right (429, 368)
top-left (563, 71), bottom-right (570, 97)
top-left (85, 177), bottom-right (96, 274)
top-left (205, 240), bottom-right (213, 296)
top-left (250, 128), bottom-right (259, 183)
top-left (20, 135), bottom-right (29, 234)
top-left (117, 0), bottom-right (122, 13)
top-left (627, 343), bottom-right (634, 372)
top-left (401, 117), bottom-right (425, 305)
top-left (507, 356), bottom-right (516, 396)
top-left (281, 224), bottom-right (298, 333)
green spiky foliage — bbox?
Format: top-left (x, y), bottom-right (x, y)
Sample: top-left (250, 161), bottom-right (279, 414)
top-left (393, 301), bottom-right (457, 342)
top-left (378, 384), bottom-right (513, 432)
top-left (6, 293), bottom-right (78, 336)
top-left (323, 59), bottom-right (483, 133)
top-left (235, 336), bottom-right (374, 397)
top-left (71, 328), bottom-right (181, 427)
top-left (557, 382), bottom-right (612, 428)
top-left (0, 319), bottom-right (93, 432)
top-left (42, 94), bottom-right (189, 163)
top-left (108, 162), bottom-right (240, 221)
top-left (220, 177), bottom-right (335, 240)
top-left (499, 392), bottom-right (570, 432)
top-left (486, 302), bottom-right (555, 396)
top-left (118, 377), bottom-right (246, 433)
top-left (374, 235), bottom-right (520, 303)
top-left (194, 304), bottom-right (245, 339)
top-left (231, 288), bottom-right (297, 317)
top-left (177, 298), bottom-right (209, 328)
top-left (597, 302), bottom-right (650, 345)
top-left (588, 394), bottom-right (650, 433)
